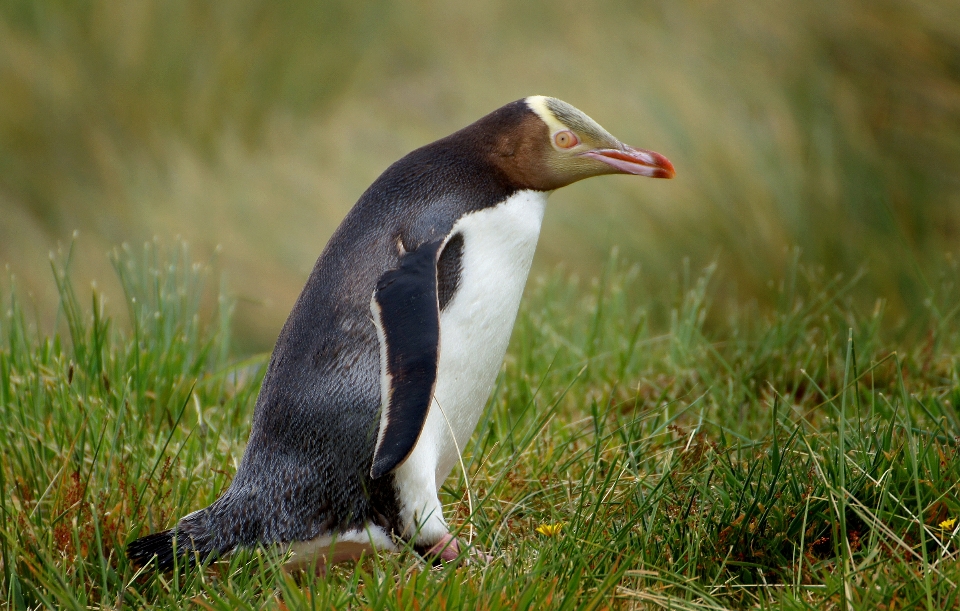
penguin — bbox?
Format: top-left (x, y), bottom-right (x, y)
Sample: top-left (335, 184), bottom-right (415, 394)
top-left (126, 96), bottom-right (675, 571)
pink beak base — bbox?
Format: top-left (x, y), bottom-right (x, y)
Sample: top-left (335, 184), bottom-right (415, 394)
top-left (581, 147), bottom-right (676, 179)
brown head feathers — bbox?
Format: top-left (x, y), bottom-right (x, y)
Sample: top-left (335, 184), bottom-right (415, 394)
top-left (437, 96), bottom-right (674, 192)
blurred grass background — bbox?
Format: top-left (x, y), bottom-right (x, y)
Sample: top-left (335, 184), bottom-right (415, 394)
top-left (1, 0), bottom-right (958, 352)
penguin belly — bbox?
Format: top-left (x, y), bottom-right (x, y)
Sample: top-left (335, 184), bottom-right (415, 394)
top-left (392, 189), bottom-right (548, 544)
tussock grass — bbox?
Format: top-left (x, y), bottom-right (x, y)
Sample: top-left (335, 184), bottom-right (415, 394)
top-left (3, 0), bottom-right (959, 349)
top-left (2, 243), bottom-right (959, 609)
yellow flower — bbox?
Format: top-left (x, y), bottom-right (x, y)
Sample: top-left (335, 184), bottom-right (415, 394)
top-left (536, 523), bottom-right (564, 537)
top-left (939, 518), bottom-right (956, 530)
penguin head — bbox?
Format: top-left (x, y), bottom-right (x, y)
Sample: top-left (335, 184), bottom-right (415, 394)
top-left (473, 96), bottom-right (676, 192)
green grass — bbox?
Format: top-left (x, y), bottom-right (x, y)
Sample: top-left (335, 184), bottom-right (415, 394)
top-left (3, 4), bottom-right (958, 607)
top-left (2, 242), bottom-right (960, 609)
top-left (2, 0), bottom-right (959, 350)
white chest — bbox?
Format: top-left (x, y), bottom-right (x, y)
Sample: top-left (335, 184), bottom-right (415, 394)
top-left (427, 189), bottom-right (547, 484)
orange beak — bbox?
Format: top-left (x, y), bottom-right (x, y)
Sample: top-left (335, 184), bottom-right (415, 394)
top-left (581, 146), bottom-right (676, 179)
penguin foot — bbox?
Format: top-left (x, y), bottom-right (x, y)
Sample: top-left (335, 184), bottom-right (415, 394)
top-left (419, 534), bottom-right (493, 566)
top-left (424, 533), bottom-right (460, 563)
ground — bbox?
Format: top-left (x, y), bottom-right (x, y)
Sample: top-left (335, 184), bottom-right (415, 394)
top-left (2, 242), bottom-right (959, 610)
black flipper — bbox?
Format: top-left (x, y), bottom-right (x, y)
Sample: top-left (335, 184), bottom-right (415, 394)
top-left (369, 238), bottom-right (445, 479)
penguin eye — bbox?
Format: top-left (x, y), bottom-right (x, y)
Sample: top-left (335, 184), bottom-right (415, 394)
top-left (554, 130), bottom-right (579, 149)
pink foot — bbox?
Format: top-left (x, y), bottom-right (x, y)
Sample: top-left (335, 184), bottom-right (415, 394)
top-left (422, 534), bottom-right (493, 565)
top-left (426, 533), bottom-right (460, 563)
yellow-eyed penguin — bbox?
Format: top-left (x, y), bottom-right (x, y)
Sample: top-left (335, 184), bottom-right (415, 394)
top-left (127, 96), bottom-right (675, 570)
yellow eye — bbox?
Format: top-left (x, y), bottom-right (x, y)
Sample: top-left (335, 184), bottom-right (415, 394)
top-left (554, 130), bottom-right (579, 149)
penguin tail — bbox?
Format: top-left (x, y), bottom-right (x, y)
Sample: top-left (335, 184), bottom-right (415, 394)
top-left (127, 529), bottom-right (177, 571)
top-left (126, 528), bottom-right (217, 572)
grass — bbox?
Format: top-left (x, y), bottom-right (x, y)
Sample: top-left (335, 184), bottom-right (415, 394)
top-left (2, 241), bottom-right (960, 609)
top-left (2, 0), bottom-right (959, 350)
top-left (3, 4), bottom-right (958, 607)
